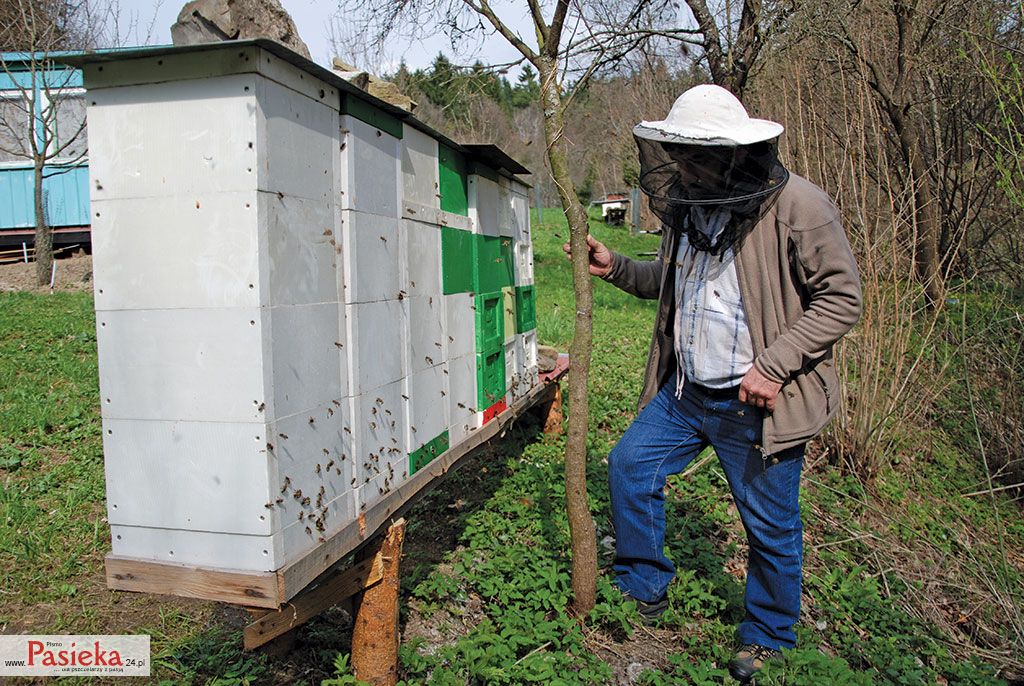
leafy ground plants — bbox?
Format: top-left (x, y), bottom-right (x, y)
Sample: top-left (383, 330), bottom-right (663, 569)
top-left (386, 213), bottom-right (1021, 684)
top-left (1, 210), bottom-right (1021, 684)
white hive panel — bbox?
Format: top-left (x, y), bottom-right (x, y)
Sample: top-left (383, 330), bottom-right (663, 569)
top-left (341, 210), bottom-right (404, 304)
top-left (401, 125), bottom-right (439, 209)
top-left (87, 74), bottom-right (258, 201)
top-left (407, 295), bottom-right (445, 375)
top-left (469, 174), bottom-right (501, 236)
top-left (91, 193), bottom-right (260, 311)
top-left (269, 304), bottom-right (345, 419)
top-left (258, 48), bottom-right (342, 104)
top-left (404, 219), bottom-right (442, 297)
top-left (437, 210), bottom-right (473, 232)
top-left (498, 176), bottom-right (514, 237)
top-left (444, 292), bottom-right (476, 360)
top-left (268, 399), bottom-right (354, 471)
top-left (110, 524), bottom-right (281, 572)
top-left (503, 286), bottom-right (516, 343)
top-left (515, 241), bottom-right (534, 286)
top-left (448, 353), bottom-right (480, 445)
top-left (518, 330), bottom-right (540, 397)
top-left (341, 114), bottom-right (400, 217)
top-left (524, 365), bottom-right (540, 392)
top-left (353, 380), bottom-right (408, 489)
top-left (335, 301), bottom-right (350, 400)
top-left (358, 472), bottom-right (397, 513)
top-left (264, 192), bottom-right (338, 306)
top-left (514, 334), bottom-right (527, 400)
top-left (257, 77), bottom-right (338, 202)
top-left (511, 188), bottom-right (531, 245)
top-left (267, 398), bottom-right (355, 549)
top-left (82, 47), bottom-right (260, 89)
top-left (346, 299), bottom-right (407, 395)
top-left (97, 307), bottom-right (265, 423)
top-left (402, 201), bottom-right (441, 225)
top-left (280, 489), bottom-right (357, 562)
top-left (504, 339), bottom-right (517, 396)
top-left (103, 418), bottom-right (273, 535)
top-left (406, 364), bottom-right (449, 453)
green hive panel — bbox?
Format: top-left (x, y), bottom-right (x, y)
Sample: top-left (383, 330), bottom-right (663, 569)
top-left (473, 235), bottom-right (500, 293)
top-left (409, 430), bottom-right (451, 475)
top-left (476, 348), bottom-right (506, 408)
top-left (515, 285), bottom-right (536, 333)
top-left (341, 94), bottom-right (404, 139)
top-left (439, 144), bottom-right (469, 216)
top-left (499, 237), bottom-right (515, 288)
top-left (475, 291), bottom-right (504, 353)
top-left (472, 235), bottom-right (514, 293)
top-left (441, 226), bottom-right (475, 294)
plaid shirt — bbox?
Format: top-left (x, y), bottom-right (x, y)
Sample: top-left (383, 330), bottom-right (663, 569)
top-left (673, 213), bottom-right (754, 395)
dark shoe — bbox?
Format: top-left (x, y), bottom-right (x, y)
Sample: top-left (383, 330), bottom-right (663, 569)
top-left (728, 644), bottom-right (781, 683)
top-left (620, 590), bottom-right (668, 624)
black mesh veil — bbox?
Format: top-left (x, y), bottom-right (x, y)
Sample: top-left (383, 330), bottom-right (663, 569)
top-left (635, 134), bottom-right (789, 255)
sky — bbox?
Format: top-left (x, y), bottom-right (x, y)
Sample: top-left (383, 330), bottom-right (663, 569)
top-left (116, 0), bottom-right (534, 75)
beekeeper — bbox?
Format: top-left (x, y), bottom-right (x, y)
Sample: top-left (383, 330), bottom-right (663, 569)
top-left (565, 84), bottom-right (862, 683)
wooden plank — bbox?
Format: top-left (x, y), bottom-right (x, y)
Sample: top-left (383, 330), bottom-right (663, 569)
top-left (276, 374), bottom-right (559, 601)
top-left (243, 555), bottom-right (384, 650)
top-left (105, 553), bottom-right (280, 609)
top-left (351, 519), bottom-right (405, 685)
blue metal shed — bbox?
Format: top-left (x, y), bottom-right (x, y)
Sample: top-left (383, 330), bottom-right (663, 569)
top-left (0, 51), bottom-right (91, 247)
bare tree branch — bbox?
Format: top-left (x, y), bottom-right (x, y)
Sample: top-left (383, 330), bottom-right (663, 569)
top-left (467, 0), bottom-right (540, 63)
top-left (546, 0), bottom-right (570, 57)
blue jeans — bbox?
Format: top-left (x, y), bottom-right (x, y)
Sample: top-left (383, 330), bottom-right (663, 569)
top-left (608, 378), bottom-right (805, 649)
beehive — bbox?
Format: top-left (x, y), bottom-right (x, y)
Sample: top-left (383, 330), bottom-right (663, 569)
top-left (76, 41), bottom-right (538, 585)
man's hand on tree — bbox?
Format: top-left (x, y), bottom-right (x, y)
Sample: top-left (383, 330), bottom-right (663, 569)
top-left (739, 366), bottom-right (783, 412)
top-left (563, 234), bottom-right (613, 277)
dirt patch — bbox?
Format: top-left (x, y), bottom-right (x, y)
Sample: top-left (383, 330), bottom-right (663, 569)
top-left (0, 252), bottom-right (93, 292)
top-left (401, 558), bottom-right (488, 661)
top-left (586, 625), bottom-right (692, 685)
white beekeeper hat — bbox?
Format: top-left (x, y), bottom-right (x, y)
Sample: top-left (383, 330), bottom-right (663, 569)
top-left (633, 84), bottom-right (783, 146)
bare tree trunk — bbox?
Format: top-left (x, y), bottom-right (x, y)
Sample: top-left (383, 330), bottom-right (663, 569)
top-left (907, 148), bottom-right (943, 309)
top-left (33, 158), bottom-right (52, 286)
top-left (539, 59), bottom-right (597, 616)
top-left (885, 104), bottom-right (944, 308)
top-left (684, 0), bottom-right (763, 96)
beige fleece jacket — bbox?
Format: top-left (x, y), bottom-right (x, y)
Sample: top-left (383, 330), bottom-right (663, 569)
top-left (602, 173), bottom-right (863, 454)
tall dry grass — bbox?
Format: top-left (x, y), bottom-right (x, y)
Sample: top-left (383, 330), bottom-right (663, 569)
top-left (758, 54), bottom-right (955, 484)
top-left (752, 44), bottom-right (1024, 673)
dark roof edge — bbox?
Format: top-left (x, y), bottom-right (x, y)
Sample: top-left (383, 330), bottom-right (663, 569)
top-left (462, 144), bottom-right (531, 176)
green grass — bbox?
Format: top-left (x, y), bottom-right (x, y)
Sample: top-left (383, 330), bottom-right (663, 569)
top-left (1, 210), bottom-right (1020, 685)
top-left (0, 292), bottom-right (105, 610)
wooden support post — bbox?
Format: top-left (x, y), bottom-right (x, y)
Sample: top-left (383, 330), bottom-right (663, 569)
top-left (542, 383), bottom-right (563, 436)
top-left (243, 555), bottom-right (385, 650)
top-left (245, 607), bottom-right (298, 657)
top-left (351, 518), bottom-right (406, 686)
